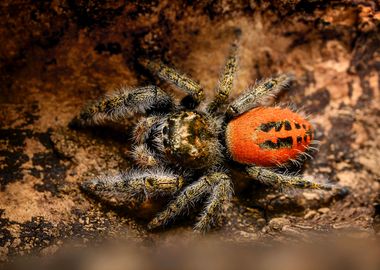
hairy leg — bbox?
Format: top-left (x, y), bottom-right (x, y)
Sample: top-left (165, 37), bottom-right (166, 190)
top-left (226, 74), bottom-right (292, 119)
top-left (132, 116), bottom-right (159, 144)
top-left (141, 60), bottom-right (204, 108)
top-left (148, 172), bottom-right (231, 231)
top-left (207, 38), bottom-right (239, 114)
top-left (131, 144), bottom-right (159, 168)
top-left (194, 173), bottom-right (232, 232)
top-left (72, 85), bottom-right (173, 126)
top-left (81, 168), bottom-right (184, 209)
top-left (131, 115), bottom-right (167, 168)
top-left (245, 166), bottom-right (333, 190)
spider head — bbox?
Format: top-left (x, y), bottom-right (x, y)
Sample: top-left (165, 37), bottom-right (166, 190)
top-left (163, 111), bottom-right (221, 169)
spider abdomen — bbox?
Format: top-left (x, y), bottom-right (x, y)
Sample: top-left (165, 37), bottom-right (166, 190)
top-left (225, 107), bottom-right (314, 167)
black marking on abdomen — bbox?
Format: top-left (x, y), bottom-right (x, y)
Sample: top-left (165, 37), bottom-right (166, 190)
top-left (295, 122), bottom-right (301, 129)
top-left (259, 136), bottom-right (293, 149)
top-left (275, 122), bottom-right (283, 132)
top-left (259, 140), bottom-right (278, 149)
top-left (306, 129), bottom-right (313, 141)
top-left (259, 121), bottom-right (285, 132)
top-left (278, 136), bottom-right (293, 148)
top-left (297, 136), bottom-right (302, 144)
top-left (284, 121), bottom-right (291, 130)
top-left (259, 122), bottom-right (277, 132)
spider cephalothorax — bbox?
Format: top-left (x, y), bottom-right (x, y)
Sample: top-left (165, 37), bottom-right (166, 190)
top-left (159, 111), bottom-right (222, 169)
top-left (72, 32), bottom-right (343, 232)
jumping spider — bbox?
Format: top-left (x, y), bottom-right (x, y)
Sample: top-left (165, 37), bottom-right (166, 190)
top-left (73, 34), bottom-right (344, 232)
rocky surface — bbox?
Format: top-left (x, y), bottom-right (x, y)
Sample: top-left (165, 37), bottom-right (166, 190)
top-left (1, 0), bottom-right (379, 262)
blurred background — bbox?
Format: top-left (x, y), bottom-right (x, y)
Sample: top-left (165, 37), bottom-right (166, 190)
top-left (0, 0), bottom-right (379, 267)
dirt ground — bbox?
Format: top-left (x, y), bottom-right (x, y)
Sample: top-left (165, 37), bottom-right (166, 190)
top-left (0, 0), bottom-right (379, 263)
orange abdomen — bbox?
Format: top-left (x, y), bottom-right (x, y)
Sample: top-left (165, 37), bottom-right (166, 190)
top-left (225, 107), bottom-right (314, 167)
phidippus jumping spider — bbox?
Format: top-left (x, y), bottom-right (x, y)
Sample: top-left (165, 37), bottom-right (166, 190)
top-left (72, 32), bottom-right (344, 232)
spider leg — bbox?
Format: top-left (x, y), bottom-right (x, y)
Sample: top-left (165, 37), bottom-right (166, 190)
top-left (194, 173), bottom-right (232, 232)
top-left (147, 172), bottom-right (228, 230)
top-left (207, 37), bottom-right (239, 114)
top-left (71, 85), bottom-right (173, 126)
top-left (131, 144), bottom-right (160, 168)
top-left (132, 116), bottom-right (159, 144)
top-left (141, 60), bottom-right (204, 109)
top-left (131, 115), bottom-right (166, 168)
top-left (245, 166), bottom-right (333, 190)
top-left (226, 74), bottom-right (293, 119)
top-left (81, 168), bottom-right (184, 209)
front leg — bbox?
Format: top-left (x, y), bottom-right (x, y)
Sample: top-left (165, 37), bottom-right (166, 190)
top-left (81, 168), bottom-right (184, 209)
top-left (131, 116), bottom-right (162, 168)
top-left (207, 35), bottom-right (239, 114)
top-left (141, 60), bottom-right (204, 108)
top-left (132, 116), bottom-right (160, 144)
top-left (72, 85), bottom-right (173, 126)
top-left (131, 144), bottom-right (160, 168)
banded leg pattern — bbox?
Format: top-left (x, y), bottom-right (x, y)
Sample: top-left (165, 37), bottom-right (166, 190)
top-left (141, 60), bottom-right (204, 107)
top-left (208, 38), bottom-right (239, 113)
top-left (73, 85), bottom-right (173, 126)
top-left (246, 166), bottom-right (333, 190)
top-left (81, 169), bottom-right (184, 209)
top-left (226, 74), bottom-right (292, 118)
